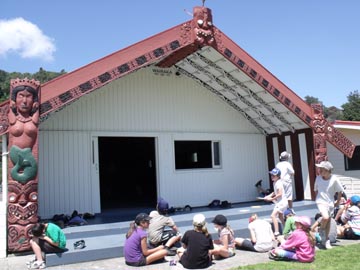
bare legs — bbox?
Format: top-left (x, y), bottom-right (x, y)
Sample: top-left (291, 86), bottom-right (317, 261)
top-left (29, 238), bottom-right (44, 261)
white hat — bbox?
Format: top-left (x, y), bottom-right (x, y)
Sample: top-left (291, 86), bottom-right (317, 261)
top-left (315, 161), bottom-right (333, 171)
top-left (280, 151), bottom-right (291, 160)
top-left (193, 213), bottom-right (206, 227)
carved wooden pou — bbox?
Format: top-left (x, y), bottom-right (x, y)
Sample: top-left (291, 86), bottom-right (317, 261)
top-left (7, 78), bottom-right (40, 252)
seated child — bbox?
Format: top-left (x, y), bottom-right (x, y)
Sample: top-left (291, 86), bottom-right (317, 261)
top-left (178, 214), bottom-right (214, 269)
top-left (311, 213), bottom-right (339, 244)
top-left (148, 198), bottom-right (181, 255)
top-left (28, 222), bottom-right (67, 269)
top-left (235, 214), bottom-right (275, 252)
top-left (255, 179), bottom-right (271, 198)
top-left (124, 213), bottom-right (167, 266)
top-left (211, 214), bottom-right (235, 259)
top-left (269, 216), bottom-right (315, 263)
top-left (278, 209), bottom-right (296, 242)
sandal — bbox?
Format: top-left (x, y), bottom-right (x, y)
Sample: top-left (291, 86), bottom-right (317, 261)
top-left (73, 240), bottom-right (86, 249)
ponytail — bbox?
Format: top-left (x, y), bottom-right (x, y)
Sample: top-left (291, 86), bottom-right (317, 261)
top-left (304, 227), bottom-right (316, 247)
top-left (126, 221), bottom-right (137, 239)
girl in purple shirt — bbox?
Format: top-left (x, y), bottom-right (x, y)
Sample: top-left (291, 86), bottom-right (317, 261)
top-left (124, 213), bottom-right (167, 266)
top-left (269, 216), bottom-right (315, 263)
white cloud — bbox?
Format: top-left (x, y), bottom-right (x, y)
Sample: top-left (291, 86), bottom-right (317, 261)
top-left (0, 17), bottom-right (56, 61)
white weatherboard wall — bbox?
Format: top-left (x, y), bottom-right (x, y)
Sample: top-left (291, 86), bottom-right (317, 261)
top-left (38, 68), bottom-right (269, 218)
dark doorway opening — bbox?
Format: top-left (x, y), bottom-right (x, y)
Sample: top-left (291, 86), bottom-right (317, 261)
top-left (98, 137), bottom-right (157, 210)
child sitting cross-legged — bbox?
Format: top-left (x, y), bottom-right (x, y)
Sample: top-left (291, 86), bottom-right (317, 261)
top-left (269, 216), bottom-right (315, 263)
top-left (211, 214), bottom-right (236, 259)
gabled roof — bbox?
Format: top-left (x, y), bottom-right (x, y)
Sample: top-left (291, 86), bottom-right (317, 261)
top-left (0, 6), bottom-right (355, 158)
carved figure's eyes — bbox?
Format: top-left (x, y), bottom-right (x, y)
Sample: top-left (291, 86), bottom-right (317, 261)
top-left (197, 19), bottom-right (204, 25)
top-left (9, 193), bottom-right (18, 203)
top-left (208, 21), bottom-right (212, 26)
top-left (29, 192), bottom-right (38, 202)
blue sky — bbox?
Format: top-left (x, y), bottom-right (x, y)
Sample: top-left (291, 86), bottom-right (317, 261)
top-left (1, 0), bottom-right (359, 108)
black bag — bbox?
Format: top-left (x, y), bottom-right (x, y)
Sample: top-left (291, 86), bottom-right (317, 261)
top-left (208, 199), bottom-right (220, 208)
top-left (220, 200), bottom-right (231, 208)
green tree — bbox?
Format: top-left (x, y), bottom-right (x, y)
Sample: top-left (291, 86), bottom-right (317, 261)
top-left (304, 95), bottom-right (343, 121)
top-left (341, 90), bottom-right (360, 121)
top-left (304, 95), bottom-right (321, 105)
top-left (325, 106), bottom-right (342, 122)
top-left (0, 68), bottom-right (66, 103)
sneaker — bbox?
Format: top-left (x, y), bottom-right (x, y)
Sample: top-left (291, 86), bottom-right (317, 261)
top-left (274, 232), bottom-right (280, 238)
top-left (290, 208), bottom-right (296, 215)
top-left (268, 250), bottom-right (277, 260)
top-left (325, 240), bottom-right (333, 249)
top-left (255, 180), bottom-right (262, 187)
top-left (26, 257), bottom-right (36, 268)
top-left (31, 260), bottom-right (46, 269)
top-left (166, 248), bottom-right (177, 256)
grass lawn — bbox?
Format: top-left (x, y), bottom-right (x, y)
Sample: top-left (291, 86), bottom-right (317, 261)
top-left (233, 243), bottom-right (360, 270)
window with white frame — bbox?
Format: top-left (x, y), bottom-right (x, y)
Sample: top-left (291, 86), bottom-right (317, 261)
top-left (344, 145), bottom-right (360, 171)
top-left (174, 140), bottom-right (221, 170)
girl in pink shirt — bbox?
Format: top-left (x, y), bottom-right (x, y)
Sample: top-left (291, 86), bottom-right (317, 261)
top-left (269, 216), bottom-right (315, 263)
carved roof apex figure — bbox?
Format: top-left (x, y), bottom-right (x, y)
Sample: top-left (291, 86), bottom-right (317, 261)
top-left (10, 78), bottom-right (40, 92)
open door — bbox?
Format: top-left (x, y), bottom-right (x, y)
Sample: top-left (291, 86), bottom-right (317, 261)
top-left (97, 137), bottom-right (157, 210)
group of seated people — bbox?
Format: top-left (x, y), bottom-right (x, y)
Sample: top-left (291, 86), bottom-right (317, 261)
top-left (25, 194), bottom-right (360, 269)
top-left (123, 194), bottom-right (360, 268)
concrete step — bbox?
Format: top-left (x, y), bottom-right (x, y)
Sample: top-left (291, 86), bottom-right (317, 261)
top-left (46, 200), bottom-right (318, 267)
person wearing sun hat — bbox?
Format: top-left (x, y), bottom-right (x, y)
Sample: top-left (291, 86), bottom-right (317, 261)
top-left (124, 212), bottom-right (167, 266)
top-left (148, 198), bottom-right (181, 255)
top-left (314, 160), bottom-right (345, 249)
top-left (235, 213), bottom-right (275, 253)
top-left (178, 213), bottom-right (214, 269)
top-left (339, 195), bottom-right (360, 240)
top-left (269, 216), bottom-right (315, 263)
top-left (263, 168), bottom-right (288, 237)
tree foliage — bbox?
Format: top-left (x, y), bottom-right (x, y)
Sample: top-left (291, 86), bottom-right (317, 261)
top-left (304, 95), bottom-right (321, 105)
top-left (303, 95), bottom-right (343, 122)
top-left (0, 68), bottom-right (66, 103)
top-left (341, 90), bottom-right (360, 121)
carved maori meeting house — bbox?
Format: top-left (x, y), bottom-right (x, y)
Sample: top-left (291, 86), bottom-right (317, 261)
top-left (0, 5), bottom-right (355, 252)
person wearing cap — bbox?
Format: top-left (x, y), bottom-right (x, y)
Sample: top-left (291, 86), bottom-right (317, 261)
top-left (263, 168), bottom-right (288, 237)
top-left (338, 195), bottom-right (360, 240)
top-left (178, 213), bottom-right (214, 269)
top-left (124, 213), bottom-right (167, 266)
top-left (314, 160), bottom-right (345, 249)
top-left (269, 216), bottom-right (315, 262)
top-left (148, 198), bottom-right (181, 255)
top-left (280, 209), bottom-right (296, 242)
top-left (276, 151), bottom-right (295, 210)
top-left (235, 214), bottom-right (275, 253)
top-left (211, 214), bottom-right (235, 259)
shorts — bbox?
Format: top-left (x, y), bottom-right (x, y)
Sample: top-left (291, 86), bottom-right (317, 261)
top-left (237, 239), bottom-right (256, 252)
top-left (274, 202), bottom-right (288, 213)
top-left (33, 238), bottom-right (67, 254)
top-left (150, 230), bottom-right (177, 246)
top-left (317, 203), bottom-right (333, 219)
top-left (126, 255), bottom-right (147, 266)
top-left (213, 243), bottom-right (235, 256)
top-left (282, 180), bottom-right (293, 200)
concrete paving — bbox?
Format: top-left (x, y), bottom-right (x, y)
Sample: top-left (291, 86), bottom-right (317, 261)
top-left (2, 200), bottom-right (358, 270)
